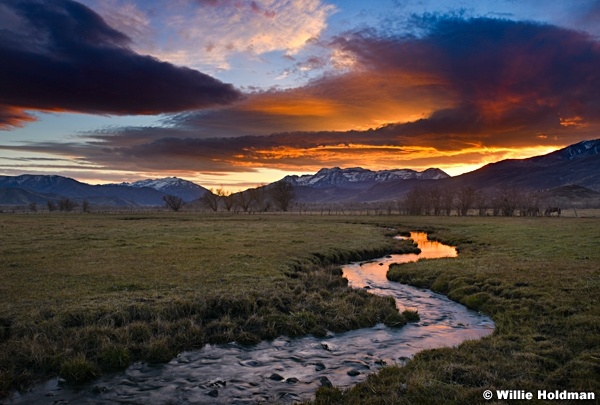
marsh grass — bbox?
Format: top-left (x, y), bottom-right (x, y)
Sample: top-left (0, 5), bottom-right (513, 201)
top-left (0, 213), bottom-right (415, 397)
top-left (312, 216), bottom-right (600, 404)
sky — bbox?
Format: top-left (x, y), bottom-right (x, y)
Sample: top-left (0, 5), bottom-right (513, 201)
top-left (1, 0), bottom-right (600, 190)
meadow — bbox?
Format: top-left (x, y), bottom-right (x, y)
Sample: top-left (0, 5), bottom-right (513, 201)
top-left (313, 215), bottom-right (600, 403)
top-left (0, 213), bottom-right (416, 397)
top-left (0, 213), bottom-right (598, 404)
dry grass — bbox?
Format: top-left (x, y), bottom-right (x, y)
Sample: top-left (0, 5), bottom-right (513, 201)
top-left (312, 216), bottom-right (600, 404)
top-left (3, 213), bottom-right (598, 403)
top-left (0, 213), bottom-right (414, 396)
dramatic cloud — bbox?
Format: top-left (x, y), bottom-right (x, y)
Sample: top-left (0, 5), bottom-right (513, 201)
top-left (0, 0), bottom-right (241, 129)
top-left (160, 17), bottom-right (600, 149)
top-left (85, 0), bottom-right (337, 71)
top-left (3, 15), bottom-right (600, 179)
top-left (167, 0), bottom-right (336, 69)
top-left (333, 17), bottom-right (600, 137)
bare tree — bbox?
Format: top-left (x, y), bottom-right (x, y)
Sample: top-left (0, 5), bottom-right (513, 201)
top-left (163, 195), bottom-right (184, 212)
top-left (249, 186), bottom-right (270, 212)
top-left (428, 186), bottom-right (443, 216)
top-left (28, 202), bottom-right (37, 212)
top-left (456, 186), bottom-right (477, 216)
top-left (270, 180), bottom-right (295, 212)
top-left (221, 191), bottom-right (236, 212)
top-left (59, 198), bottom-right (78, 212)
top-left (519, 192), bottom-right (540, 217)
top-left (47, 200), bottom-right (57, 212)
top-left (492, 187), bottom-right (521, 217)
top-left (200, 189), bottom-right (220, 212)
top-left (475, 191), bottom-right (488, 216)
top-left (82, 199), bottom-right (91, 213)
top-left (405, 186), bottom-right (427, 215)
top-left (385, 201), bottom-right (395, 215)
top-left (441, 187), bottom-right (454, 216)
top-left (235, 190), bottom-right (252, 213)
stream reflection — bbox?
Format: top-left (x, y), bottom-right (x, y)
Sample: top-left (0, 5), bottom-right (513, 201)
top-left (344, 232), bottom-right (457, 288)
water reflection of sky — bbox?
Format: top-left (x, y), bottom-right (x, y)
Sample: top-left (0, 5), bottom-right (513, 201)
top-left (344, 232), bottom-right (457, 287)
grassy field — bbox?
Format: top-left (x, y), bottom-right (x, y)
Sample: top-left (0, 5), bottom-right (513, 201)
top-left (0, 213), bottom-right (416, 396)
top-left (1, 213), bottom-right (599, 403)
top-left (313, 216), bottom-right (600, 404)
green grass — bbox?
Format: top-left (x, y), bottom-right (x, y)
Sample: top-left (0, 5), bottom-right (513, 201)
top-left (0, 213), bottom-right (414, 396)
top-left (312, 216), bottom-right (600, 404)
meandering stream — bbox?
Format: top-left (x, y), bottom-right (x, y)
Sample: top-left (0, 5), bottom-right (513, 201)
top-left (7, 232), bottom-right (494, 404)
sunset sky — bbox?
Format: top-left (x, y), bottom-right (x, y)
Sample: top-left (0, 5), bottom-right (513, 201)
top-left (2, 0), bottom-right (600, 190)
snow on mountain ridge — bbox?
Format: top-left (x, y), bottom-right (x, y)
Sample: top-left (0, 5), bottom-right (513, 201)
top-left (123, 177), bottom-right (194, 190)
top-left (284, 167), bottom-right (449, 188)
top-left (119, 177), bottom-right (208, 201)
top-left (560, 139), bottom-right (600, 160)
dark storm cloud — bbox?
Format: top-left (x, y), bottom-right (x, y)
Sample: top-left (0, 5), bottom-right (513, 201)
top-left (0, 0), bottom-right (241, 129)
top-left (331, 17), bottom-right (600, 144)
top-left (168, 17), bottom-right (600, 146)
top-left (4, 16), bottom-right (600, 173)
top-left (144, 16), bottom-right (600, 164)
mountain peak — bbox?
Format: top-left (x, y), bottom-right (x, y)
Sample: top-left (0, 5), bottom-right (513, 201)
top-left (556, 139), bottom-right (600, 160)
top-left (122, 177), bottom-right (208, 201)
top-left (284, 167), bottom-right (449, 188)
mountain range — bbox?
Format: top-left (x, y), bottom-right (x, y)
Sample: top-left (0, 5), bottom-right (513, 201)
top-left (0, 138), bottom-right (598, 208)
top-left (0, 176), bottom-right (207, 208)
top-left (447, 139), bottom-right (600, 192)
top-left (120, 177), bottom-right (209, 202)
top-left (284, 167), bottom-right (449, 188)
top-left (271, 139), bottom-right (600, 204)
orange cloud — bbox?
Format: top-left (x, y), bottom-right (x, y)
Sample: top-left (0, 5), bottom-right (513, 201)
top-left (235, 69), bottom-right (453, 133)
top-left (4, 16), bottom-right (600, 189)
top-left (560, 116), bottom-right (586, 127)
top-left (0, 106), bottom-right (37, 129)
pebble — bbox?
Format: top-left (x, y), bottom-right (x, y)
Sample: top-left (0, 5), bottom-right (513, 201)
top-left (318, 377), bottom-right (332, 387)
top-left (208, 379), bottom-right (226, 388)
top-left (91, 385), bottom-right (108, 393)
top-left (268, 373), bottom-right (284, 381)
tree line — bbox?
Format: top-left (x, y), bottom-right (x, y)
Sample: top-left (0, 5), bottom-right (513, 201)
top-left (27, 199), bottom-right (91, 213)
top-left (163, 181), bottom-right (295, 213)
top-left (26, 182), bottom-right (568, 216)
top-left (400, 185), bottom-right (555, 216)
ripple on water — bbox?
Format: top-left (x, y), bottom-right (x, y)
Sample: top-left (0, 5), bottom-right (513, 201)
top-left (7, 232), bottom-right (493, 405)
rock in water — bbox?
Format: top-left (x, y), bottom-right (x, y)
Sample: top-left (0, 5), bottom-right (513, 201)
top-left (268, 373), bottom-right (284, 381)
top-left (318, 376), bottom-right (333, 387)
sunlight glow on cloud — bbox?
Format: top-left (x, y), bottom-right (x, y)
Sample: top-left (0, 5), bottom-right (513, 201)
top-left (227, 143), bottom-right (566, 176)
top-left (3, 1), bottom-right (600, 187)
